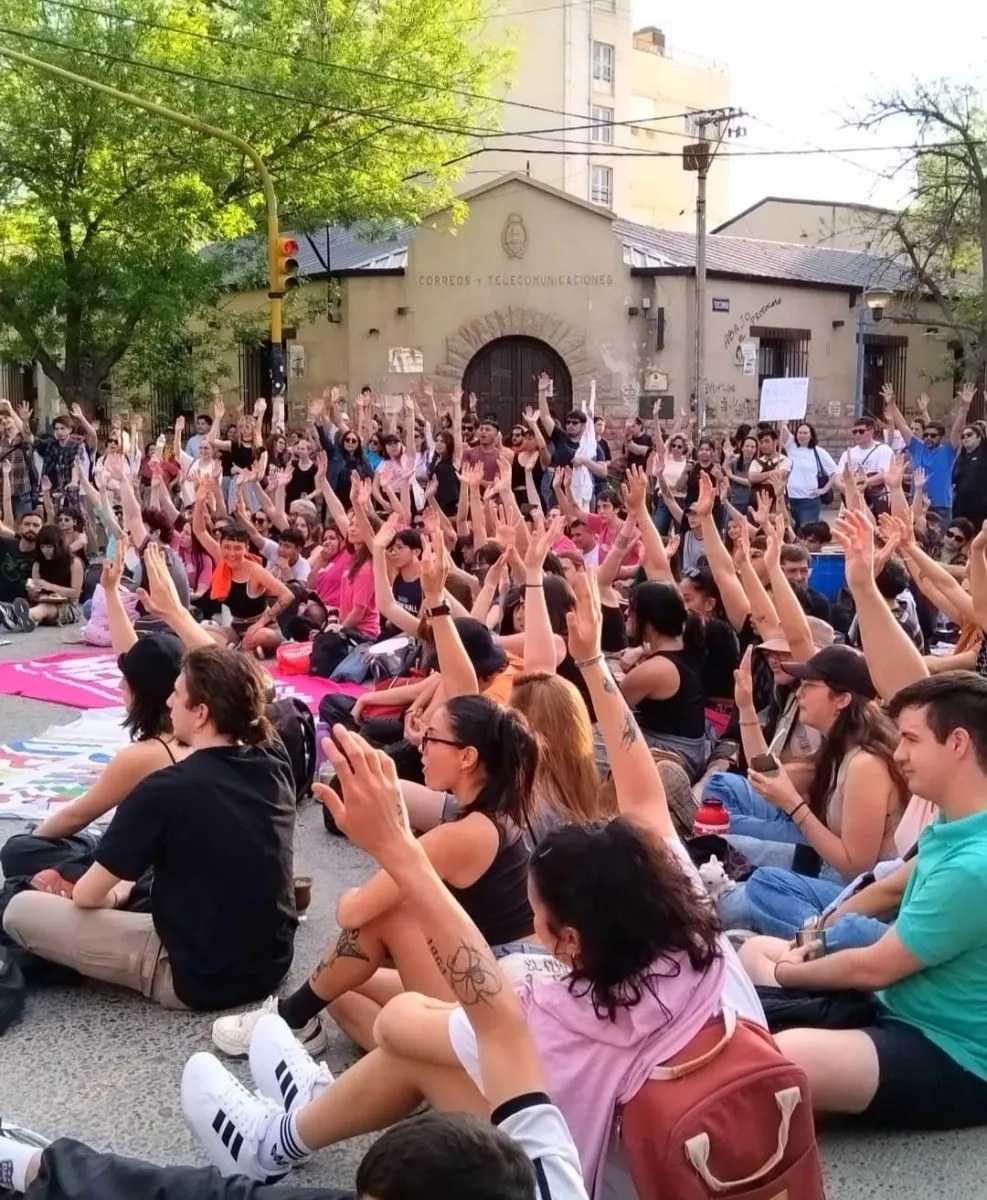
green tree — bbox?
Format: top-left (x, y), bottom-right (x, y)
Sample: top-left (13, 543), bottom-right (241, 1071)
top-left (0, 0), bottom-right (510, 410)
top-left (855, 80), bottom-right (987, 382)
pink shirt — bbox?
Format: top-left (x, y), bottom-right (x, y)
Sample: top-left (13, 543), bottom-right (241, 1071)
top-left (338, 559), bottom-right (380, 639)
top-left (180, 549), bottom-right (213, 595)
top-left (314, 550), bottom-right (352, 610)
top-left (376, 454), bottom-right (413, 492)
top-left (587, 513), bottom-right (643, 567)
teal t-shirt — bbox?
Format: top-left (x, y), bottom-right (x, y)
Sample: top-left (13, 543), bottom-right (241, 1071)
top-left (879, 810), bottom-right (987, 1080)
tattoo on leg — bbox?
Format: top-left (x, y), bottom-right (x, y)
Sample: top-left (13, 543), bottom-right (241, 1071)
top-left (427, 937), bottom-right (503, 1007)
top-left (328, 927), bottom-right (369, 967)
top-left (620, 709), bottom-right (639, 750)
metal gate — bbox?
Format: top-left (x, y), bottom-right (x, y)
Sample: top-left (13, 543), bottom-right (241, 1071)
top-left (462, 336), bottom-right (572, 429)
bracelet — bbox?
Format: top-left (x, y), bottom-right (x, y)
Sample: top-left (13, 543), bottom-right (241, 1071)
top-left (525, 582), bottom-right (544, 588)
top-left (574, 652), bottom-right (604, 669)
top-left (739, 720), bottom-right (761, 727)
top-left (790, 801), bottom-right (808, 820)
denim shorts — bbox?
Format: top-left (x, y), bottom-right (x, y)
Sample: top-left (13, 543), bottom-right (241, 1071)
top-left (491, 940), bottom-right (547, 960)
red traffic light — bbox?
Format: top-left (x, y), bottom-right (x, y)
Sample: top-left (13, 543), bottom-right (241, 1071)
top-left (280, 237), bottom-right (299, 255)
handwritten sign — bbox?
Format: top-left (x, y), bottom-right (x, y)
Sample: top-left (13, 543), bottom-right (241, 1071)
top-left (760, 377), bottom-right (809, 422)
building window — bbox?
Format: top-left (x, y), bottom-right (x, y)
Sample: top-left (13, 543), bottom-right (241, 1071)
top-left (684, 108), bottom-right (706, 138)
top-left (590, 106), bottom-right (614, 144)
top-left (592, 41), bottom-right (615, 90)
top-left (862, 333), bottom-right (908, 419)
top-left (750, 326), bottom-right (811, 397)
top-left (593, 0), bottom-right (616, 10)
top-left (591, 165), bottom-right (613, 206)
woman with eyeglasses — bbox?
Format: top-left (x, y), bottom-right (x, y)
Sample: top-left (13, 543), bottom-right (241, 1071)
top-left (329, 427), bottom-right (373, 504)
top-left (211, 691), bottom-right (541, 1056)
top-left (952, 423), bottom-right (987, 531)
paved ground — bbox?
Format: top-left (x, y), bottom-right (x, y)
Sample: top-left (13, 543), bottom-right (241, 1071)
top-left (1, 628), bottom-right (984, 1198)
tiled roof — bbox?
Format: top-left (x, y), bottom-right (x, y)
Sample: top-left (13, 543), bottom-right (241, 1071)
top-left (206, 222), bottom-right (411, 285)
top-left (614, 219), bottom-right (907, 290)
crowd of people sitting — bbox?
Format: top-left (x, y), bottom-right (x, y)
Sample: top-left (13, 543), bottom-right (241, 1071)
top-left (2, 372), bottom-right (987, 1200)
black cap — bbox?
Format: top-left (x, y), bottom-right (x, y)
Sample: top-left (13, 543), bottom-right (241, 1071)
top-left (453, 617), bottom-right (508, 679)
top-left (118, 633), bottom-right (184, 703)
top-left (783, 645), bottom-right (876, 701)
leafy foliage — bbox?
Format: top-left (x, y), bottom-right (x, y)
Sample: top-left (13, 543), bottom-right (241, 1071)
top-left (0, 0), bottom-right (510, 408)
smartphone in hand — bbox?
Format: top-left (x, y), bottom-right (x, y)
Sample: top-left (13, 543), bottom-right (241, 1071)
top-left (750, 752), bottom-right (781, 778)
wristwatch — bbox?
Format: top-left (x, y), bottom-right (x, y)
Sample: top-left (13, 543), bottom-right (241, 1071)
top-left (428, 602), bottom-right (451, 618)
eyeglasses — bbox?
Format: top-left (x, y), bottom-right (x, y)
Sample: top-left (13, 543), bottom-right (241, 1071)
top-left (945, 530), bottom-right (963, 541)
top-left (923, 432), bottom-right (940, 440)
top-left (851, 428), bottom-right (867, 435)
top-left (420, 730), bottom-right (465, 752)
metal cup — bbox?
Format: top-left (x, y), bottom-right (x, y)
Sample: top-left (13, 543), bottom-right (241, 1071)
top-left (794, 922), bottom-right (827, 960)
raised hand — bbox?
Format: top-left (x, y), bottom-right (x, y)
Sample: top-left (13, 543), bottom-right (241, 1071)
top-left (733, 645), bottom-right (755, 710)
top-left (373, 512), bottom-right (400, 550)
top-left (564, 566), bottom-right (602, 662)
top-left (420, 528), bottom-right (448, 604)
top-left (959, 381), bottom-right (976, 408)
top-left (524, 513), bottom-right (563, 575)
top-left (831, 509), bottom-right (876, 593)
top-left (100, 538), bottom-right (127, 592)
top-left (695, 470), bottom-right (716, 519)
top-left (885, 451), bottom-right (905, 491)
top-left (135, 542), bottom-right (185, 620)
top-left (879, 381), bottom-right (896, 415)
top-left (175, 414), bottom-right (186, 435)
top-left (315, 727), bottom-right (412, 860)
top-left (620, 463), bottom-right (649, 516)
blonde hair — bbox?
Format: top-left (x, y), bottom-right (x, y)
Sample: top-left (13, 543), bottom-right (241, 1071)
top-left (510, 672), bottom-right (609, 826)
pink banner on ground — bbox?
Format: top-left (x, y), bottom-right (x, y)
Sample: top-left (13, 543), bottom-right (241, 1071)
top-left (0, 650), bottom-right (363, 712)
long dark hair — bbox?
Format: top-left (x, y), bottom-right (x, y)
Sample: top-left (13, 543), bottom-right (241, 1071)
top-left (123, 683), bottom-right (173, 741)
top-left (36, 523), bottom-right (73, 586)
top-left (629, 581), bottom-right (705, 659)
top-left (335, 427), bottom-right (370, 467)
top-left (433, 429), bottom-right (456, 461)
top-left (531, 818), bottom-right (721, 1022)
top-left (346, 541), bottom-right (372, 578)
top-left (807, 694), bottom-right (909, 822)
top-left (445, 694), bottom-right (539, 828)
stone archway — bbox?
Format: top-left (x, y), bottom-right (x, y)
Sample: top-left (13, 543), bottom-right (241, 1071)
top-left (432, 305), bottom-right (608, 402)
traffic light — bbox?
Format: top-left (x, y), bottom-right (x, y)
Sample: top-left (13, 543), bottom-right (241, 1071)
top-left (275, 235), bottom-right (300, 294)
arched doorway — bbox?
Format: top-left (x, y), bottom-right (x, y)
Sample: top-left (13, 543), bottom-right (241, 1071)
top-left (462, 336), bottom-right (572, 429)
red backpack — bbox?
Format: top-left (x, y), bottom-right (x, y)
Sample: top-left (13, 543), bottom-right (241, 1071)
top-left (619, 1009), bottom-right (826, 1200)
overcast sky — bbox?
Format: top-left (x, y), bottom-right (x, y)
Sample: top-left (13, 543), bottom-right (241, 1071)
top-left (638, 0), bottom-right (987, 217)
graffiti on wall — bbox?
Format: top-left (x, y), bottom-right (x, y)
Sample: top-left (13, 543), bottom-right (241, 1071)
top-left (723, 297), bottom-right (782, 351)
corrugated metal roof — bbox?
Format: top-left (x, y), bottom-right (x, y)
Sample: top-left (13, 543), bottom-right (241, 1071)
top-left (614, 219), bottom-right (907, 290)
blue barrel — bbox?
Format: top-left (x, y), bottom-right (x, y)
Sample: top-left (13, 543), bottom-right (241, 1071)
top-left (810, 552), bottom-right (847, 600)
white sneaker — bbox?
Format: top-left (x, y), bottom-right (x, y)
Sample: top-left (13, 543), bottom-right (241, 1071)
top-left (212, 995), bottom-right (328, 1058)
top-left (249, 1013), bottom-right (334, 1114)
top-left (181, 1052), bottom-right (287, 1182)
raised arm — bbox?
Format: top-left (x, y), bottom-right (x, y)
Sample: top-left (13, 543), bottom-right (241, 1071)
top-left (137, 542), bottom-right (214, 650)
top-left (421, 528), bottom-right (480, 697)
top-left (622, 464), bottom-right (673, 584)
top-left (0, 460), bottom-right (13, 531)
top-left (99, 541), bottom-right (138, 653)
top-left (315, 451), bottom-right (351, 538)
top-left (536, 371), bottom-right (555, 438)
top-left (950, 382), bottom-right (975, 446)
top-left (114, 466), bottom-right (149, 548)
top-left (732, 518), bottom-right (779, 638)
top-left (523, 515), bottom-right (566, 674)
top-left (832, 510), bottom-right (927, 698)
top-left (763, 517), bottom-right (815, 661)
top-left (69, 403), bottom-right (98, 450)
top-left (733, 646), bottom-right (771, 762)
top-left (694, 475), bottom-right (750, 631)
top-left (567, 570), bottom-right (675, 840)
top-left (192, 483), bottom-right (223, 564)
top-left (968, 521), bottom-right (987, 636)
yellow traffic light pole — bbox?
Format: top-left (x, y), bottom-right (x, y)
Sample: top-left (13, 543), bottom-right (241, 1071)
top-left (0, 42), bottom-right (288, 394)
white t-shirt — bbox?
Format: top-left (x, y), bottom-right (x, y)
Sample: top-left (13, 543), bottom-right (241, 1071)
top-left (784, 444), bottom-right (838, 500)
top-left (836, 440), bottom-right (894, 479)
top-left (261, 537), bottom-right (311, 583)
top-left (495, 1097), bottom-right (589, 1200)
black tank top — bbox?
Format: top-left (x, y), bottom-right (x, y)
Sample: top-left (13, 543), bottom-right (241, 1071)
top-left (634, 649), bottom-right (706, 739)
top-left (446, 816), bottom-right (534, 947)
top-left (226, 579), bottom-right (268, 621)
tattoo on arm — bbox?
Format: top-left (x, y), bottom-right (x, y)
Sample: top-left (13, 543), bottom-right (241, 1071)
top-left (427, 937), bottom-right (504, 1007)
top-left (614, 534), bottom-right (631, 551)
top-left (601, 671), bottom-right (618, 695)
top-left (620, 708), bottom-right (640, 750)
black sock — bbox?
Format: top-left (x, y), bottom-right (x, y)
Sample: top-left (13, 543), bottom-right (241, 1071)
top-left (278, 982), bottom-right (326, 1030)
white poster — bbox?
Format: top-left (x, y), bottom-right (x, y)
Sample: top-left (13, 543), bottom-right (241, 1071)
top-left (759, 376), bottom-right (809, 421)
top-left (388, 346), bottom-right (424, 374)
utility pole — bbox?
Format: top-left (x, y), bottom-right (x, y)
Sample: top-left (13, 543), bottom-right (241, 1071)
top-left (683, 108), bottom-right (746, 434)
top-left (0, 43), bottom-right (289, 403)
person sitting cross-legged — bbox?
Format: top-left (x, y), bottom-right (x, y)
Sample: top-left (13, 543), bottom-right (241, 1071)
top-left (2, 545), bottom-right (298, 1011)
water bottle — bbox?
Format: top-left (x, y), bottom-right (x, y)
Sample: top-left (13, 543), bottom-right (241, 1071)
top-left (693, 797), bottom-right (731, 837)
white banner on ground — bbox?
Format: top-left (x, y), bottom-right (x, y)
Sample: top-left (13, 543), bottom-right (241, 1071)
top-left (759, 376), bottom-right (809, 422)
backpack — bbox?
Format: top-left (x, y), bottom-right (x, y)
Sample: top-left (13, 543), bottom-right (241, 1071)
top-left (267, 697), bottom-right (318, 802)
top-left (619, 1009), bottom-right (826, 1200)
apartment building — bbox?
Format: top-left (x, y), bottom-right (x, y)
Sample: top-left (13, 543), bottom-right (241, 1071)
top-left (478, 3), bottom-right (731, 230)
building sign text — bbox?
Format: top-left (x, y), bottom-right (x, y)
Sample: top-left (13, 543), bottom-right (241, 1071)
top-left (418, 273), bottom-right (615, 289)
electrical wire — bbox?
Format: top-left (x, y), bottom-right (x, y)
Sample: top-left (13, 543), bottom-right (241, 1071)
top-left (33, 0), bottom-right (663, 131)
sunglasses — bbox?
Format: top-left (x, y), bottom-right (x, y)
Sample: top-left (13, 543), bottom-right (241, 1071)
top-left (852, 428), bottom-right (868, 435)
top-left (945, 530), bottom-right (963, 540)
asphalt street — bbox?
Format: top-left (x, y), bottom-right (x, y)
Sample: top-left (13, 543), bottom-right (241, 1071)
top-left (0, 627), bottom-right (983, 1198)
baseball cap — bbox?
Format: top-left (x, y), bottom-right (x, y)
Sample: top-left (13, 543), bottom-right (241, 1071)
top-left (118, 633), bottom-right (184, 702)
top-left (782, 645), bottom-right (876, 700)
top-left (452, 617), bottom-right (508, 678)
top-left (758, 617), bottom-right (835, 655)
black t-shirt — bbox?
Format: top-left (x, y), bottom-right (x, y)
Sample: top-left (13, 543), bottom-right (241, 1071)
top-left (285, 462), bottom-right (317, 505)
top-left (626, 432), bottom-right (653, 460)
top-left (548, 425), bottom-right (580, 468)
top-left (0, 534), bottom-right (34, 602)
top-left (95, 742), bottom-right (297, 1010)
top-left (701, 617), bottom-right (740, 701)
top-left (430, 455), bottom-right (460, 513)
top-left (384, 573), bottom-right (423, 637)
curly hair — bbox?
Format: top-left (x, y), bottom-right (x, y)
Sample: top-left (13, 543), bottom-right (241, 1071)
top-left (531, 818), bottom-right (720, 1022)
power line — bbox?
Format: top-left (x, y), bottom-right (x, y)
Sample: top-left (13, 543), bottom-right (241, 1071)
top-left (34, 0), bottom-right (656, 133)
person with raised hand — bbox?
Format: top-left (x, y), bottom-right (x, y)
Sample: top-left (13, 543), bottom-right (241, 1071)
top-left (831, 510), bottom-right (927, 699)
top-left (210, 674), bottom-right (542, 1056)
top-left (179, 724), bottom-right (590, 1199)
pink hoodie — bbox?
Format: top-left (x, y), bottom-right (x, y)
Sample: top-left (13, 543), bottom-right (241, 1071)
top-left (516, 947), bottom-right (726, 1198)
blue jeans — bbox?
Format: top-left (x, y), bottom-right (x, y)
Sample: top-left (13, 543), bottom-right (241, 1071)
top-left (652, 500), bottom-right (674, 535)
top-left (789, 497), bottom-right (821, 528)
top-left (703, 772), bottom-right (807, 846)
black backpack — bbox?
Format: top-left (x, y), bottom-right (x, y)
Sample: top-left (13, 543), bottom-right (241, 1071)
top-left (267, 697), bottom-right (318, 802)
top-left (0, 947), bottom-right (26, 1035)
